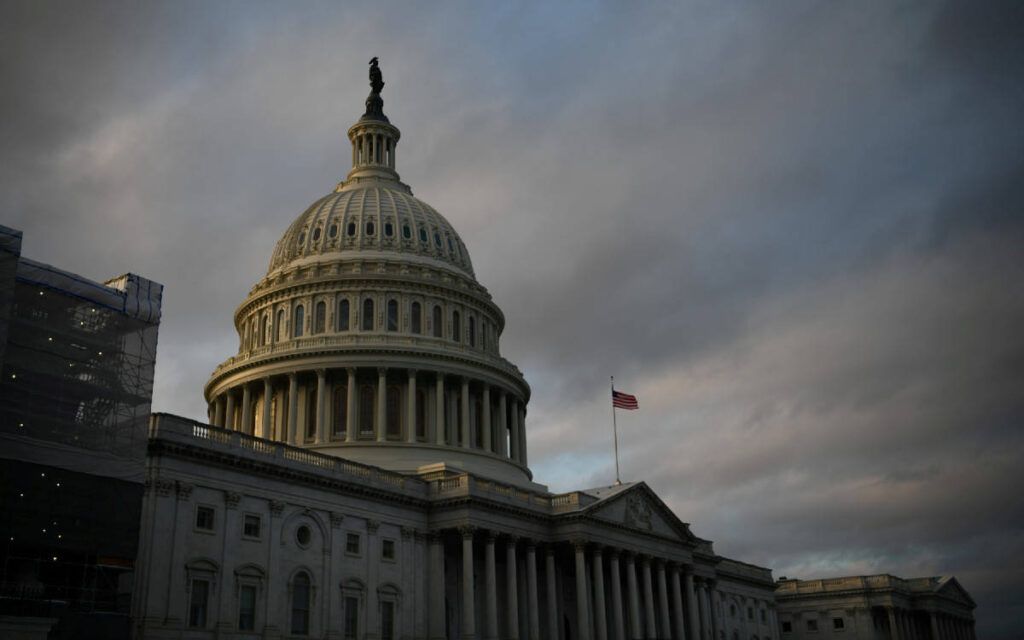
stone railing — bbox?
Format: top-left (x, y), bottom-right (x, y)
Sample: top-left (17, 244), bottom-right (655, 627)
top-left (718, 558), bottom-right (773, 583)
top-left (150, 413), bottom-right (422, 496)
top-left (777, 575), bottom-right (913, 594)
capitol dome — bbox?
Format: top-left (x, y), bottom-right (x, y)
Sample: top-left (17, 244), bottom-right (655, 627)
top-left (204, 60), bottom-right (534, 487)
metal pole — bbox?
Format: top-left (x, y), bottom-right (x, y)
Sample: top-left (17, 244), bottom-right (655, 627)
top-left (611, 376), bottom-right (621, 485)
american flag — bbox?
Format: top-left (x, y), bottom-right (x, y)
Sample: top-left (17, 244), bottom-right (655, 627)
top-left (612, 389), bottom-right (639, 410)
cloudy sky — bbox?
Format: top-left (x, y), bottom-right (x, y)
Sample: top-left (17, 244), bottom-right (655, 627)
top-left (3, 1), bottom-right (1022, 636)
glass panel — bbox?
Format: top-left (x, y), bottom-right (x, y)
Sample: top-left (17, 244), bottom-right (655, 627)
top-left (291, 573), bottom-right (310, 635)
top-left (239, 585), bottom-right (256, 630)
top-left (294, 306), bottom-right (304, 338)
top-left (189, 579), bottom-right (209, 628)
top-left (334, 386), bottom-right (347, 436)
top-left (314, 301), bottom-right (326, 334)
top-left (411, 302), bottom-right (421, 334)
top-left (362, 299), bottom-right (374, 331)
top-left (387, 300), bottom-right (398, 332)
top-left (337, 299), bottom-right (350, 331)
top-left (381, 601), bottom-right (395, 640)
top-left (432, 306), bottom-right (442, 338)
top-left (344, 597), bottom-right (359, 639)
top-left (306, 388), bottom-right (317, 439)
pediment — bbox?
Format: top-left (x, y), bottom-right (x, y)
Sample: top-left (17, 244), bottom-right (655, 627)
top-left (584, 483), bottom-right (696, 542)
top-left (937, 577), bottom-right (975, 607)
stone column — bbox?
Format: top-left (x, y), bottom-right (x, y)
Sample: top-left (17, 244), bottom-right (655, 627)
top-left (461, 527), bottom-right (476, 639)
top-left (546, 547), bottom-right (560, 640)
top-left (461, 377), bottom-right (471, 448)
top-left (657, 562), bottom-right (671, 640)
top-left (240, 383), bottom-right (253, 435)
top-left (407, 369), bottom-right (418, 443)
top-left (506, 537), bottom-right (520, 640)
top-left (498, 391), bottom-right (509, 457)
top-left (518, 405), bottom-right (528, 467)
top-left (609, 551), bottom-right (625, 640)
top-left (510, 399), bottom-right (521, 462)
top-left (485, 533), bottom-right (499, 640)
top-left (641, 557), bottom-right (656, 639)
top-left (575, 541), bottom-right (592, 640)
top-left (709, 581), bottom-right (720, 640)
top-left (376, 367), bottom-right (387, 442)
top-left (696, 583), bottom-right (709, 640)
top-left (626, 554), bottom-right (642, 640)
top-left (670, 565), bottom-right (686, 640)
top-left (482, 384), bottom-right (492, 452)
top-left (345, 368), bottom-right (356, 442)
top-left (435, 374), bottom-right (446, 445)
top-left (684, 567), bottom-right (700, 640)
top-left (888, 607), bottom-right (902, 640)
top-left (428, 533), bottom-right (446, 640)
top-left (225, 389), bottom-right (237, 431)
top-left (287, 373), bottom-right (299, 445)
top-left (527, 542), bottom-right (541, 640)
top-left (315, 369), bottom-right (327, 444)
top-left (592, 547), bottom-right (608, 640)
top-left (261, 377), bottom-right (273, 439)
top-left (213, 395), bottom-right (225, 427)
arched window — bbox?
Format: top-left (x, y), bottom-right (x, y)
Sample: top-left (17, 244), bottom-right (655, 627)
top-left (386, 385), bottom-right (401, 439)
top-left (452, 311), bottom-right (461, 343)
top-left (432, 305), bottom-right (443, 338)
top-left (410, 302), bottom-right (422, 335)
top-left (305, 388), bottom-right (317, 440)
top-left (362, 298), bottom-right (375, 331)
top-left (277, 309), bottom-right (286, 342)
top-left (294, 305), bottom-right (305, 338)
top-left (314, 301), bottom-right (326, 334)
top-left (290, 572), bottom-right (311, 635)
top-left (259, 315), bottom-right (268, 347)
top-left (481, 320), bottom-right (488, 350)
top-left (416, 389), bottom-right (427, 440)
top-left (468, 316), bottom-right (476, 347)
top-left (333, 385), bottom-right (347, 438)
top-left (359, 385), bottom-right (375, 435)
top-left (386, 299), bottom-right (398, 332)
top-left (337, 298), bottom-right (350, 331)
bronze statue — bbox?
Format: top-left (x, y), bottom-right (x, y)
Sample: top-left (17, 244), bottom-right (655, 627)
top-left (363, 57), bottom-right (388, 122)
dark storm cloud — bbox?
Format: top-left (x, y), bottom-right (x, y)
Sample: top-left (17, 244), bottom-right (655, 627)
top-left (2, 1), bottom-right (1022, 637)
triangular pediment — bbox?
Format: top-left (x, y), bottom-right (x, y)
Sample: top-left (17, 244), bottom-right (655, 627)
top-left (937, 577), bottom-right (976, 607)
top-left (584, 483), bottom-right (697, 543)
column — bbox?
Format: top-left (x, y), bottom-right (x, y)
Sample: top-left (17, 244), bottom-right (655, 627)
top-left (888, 607), bottom-right (902, 640)
top-left (510, 399), bottom-right (521, 462)
top-left (641, 558), bottom-right (656, 639)
top-left (315, 369), bottom-right (327, 444)
top-left (261, 377), bottom-right (273, 439)
top-left (506, 538), bottom-right (520, 640)
top-left (518, 405), bottom-right (528, 467)
top-left (657, 562), bottom-right (671, 640)
top-left (670, 566), bottom-right (686, 640)
top-left (224, 389), bottom-right (236, 431)
top-left (286, 374), bottom-right (298, 445)
top-left (709, 582), bottom-right (720, 640)
top-left (928, 613), bottom-right (940, 640)
top-left (527, 543), bottom-right (541, 640)
top-left (428, 533), bottom-right (446, 640)
top-left (240, 383), bottom-right (253, 435)
top-left (462, 528), bottom-right (476, 639)
top-left (609, 551), bottom-right (625, 640)
top-left (213, 395), bottom-right (225, 427)
top-left (626, 554), bottom-right (643, 640)
top-left (482, 384), bottom-right (492, 452)
top-left (406, 370), bottom-right (418, 443)
top-left (592, 547), bottom-right (608, 640)
top-left (485, 533), bottom-right (499, 640)
top-left (345, 368), bottom-right (357, 442)
top-left (696, 583), bottom-right (708, 640)
top-left (435, 374), bottom-right (446, 445)
top-left (546, 547), bottom-right (560, 640)
top-left (575, 542), bottom-right (592, 640)
top-left (461, 377), bottom-right (471, 448)
top-left (684, 567), bottom-right (700, 640)
top-left (498, 391), bottom-right (509, 457)
top-left (376, 367), bottom-right (387, 442)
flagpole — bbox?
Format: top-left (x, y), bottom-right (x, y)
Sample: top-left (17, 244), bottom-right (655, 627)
top-left (611, 375), bottom-right (621, 485)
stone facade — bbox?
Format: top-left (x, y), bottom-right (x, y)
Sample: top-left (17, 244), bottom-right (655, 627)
top-left (774, 575), bottom-right (976, 640)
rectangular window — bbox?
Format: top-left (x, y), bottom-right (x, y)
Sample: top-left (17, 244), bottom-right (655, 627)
top-left (748, 607), bottom-right (754, 621)
top-left (243, 514), bottom-right (261, 539)
top-left (762, 609), bottom-right (767, 623)
top-left (833, 618), bottom-right (845, 630)
top-left (807, 619), bottom-right (819, 632)
top-left (189, 579), bottom-right (210, 628)
top-left (344, 596), bottom-right (359, 639)
top-left (196, 506), bottom-right (215, 531)
top-left (381, 600), bottom-right (395, 640)
top-left (381, 538), bottom-right (396, 560)
top-left (238, 585), bottom-right (256, 630)
top-left (346, 532), bottom-right (361, 555)
top-left (782, 621), bottom-right (793, 633)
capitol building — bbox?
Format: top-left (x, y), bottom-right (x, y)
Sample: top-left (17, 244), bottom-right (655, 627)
top-left (130, 59), bottom-right (789, 640)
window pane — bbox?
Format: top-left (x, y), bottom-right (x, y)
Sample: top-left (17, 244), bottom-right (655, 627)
top-left (381, 601), bottom-right (395, 640)
top-left (291, 573), bottom-right (310, 635)
top-left (344, 597), bottom-right (359, 639)
top-left (294, 305), bottom-right (305, 338)
top-left (452, 311), bottom-right (460, 342)
top-left (239, 585), bottom-right (256, 630)
top-left (362, 299), bottom-right (374, 331)
top-left (386, 386), bottom-right (401, 438)
top-left (337, 299), bottom-right (350, 331)
top-left (359, 386), bottom-right (374, 434)
top-left (432, 306), bottom-right (443, 338)
top-left (306, 388), bottom-right (317, 439)
top-left (411, 302), bottom-right (421, 334)
top-left (314, 301), bottom-right (326, 334)
top-left (334, 386), bottom-right (347, 436)
top-left (189, 579), bottom-right (209, 628)
top-left (387, 299), bottom-right (398, 331)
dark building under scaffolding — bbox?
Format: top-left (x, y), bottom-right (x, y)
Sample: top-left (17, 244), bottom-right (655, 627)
top-left (0, 225), bottom-right (162, 639)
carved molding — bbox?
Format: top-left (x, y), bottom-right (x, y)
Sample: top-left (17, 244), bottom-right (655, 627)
top-left (176, 482), bottom-right (194, 501)
top-left (269, 500), bottom-right (286, 517)
top-left (224, 491), bottom-right (242, 509)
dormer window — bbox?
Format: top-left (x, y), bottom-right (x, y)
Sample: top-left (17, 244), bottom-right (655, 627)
top-left (384, 222), bottom-right (394, 237)
top-left (366, 221), bottom-right (375, 236)
top-left (347, 222), bottom-right (357, 237)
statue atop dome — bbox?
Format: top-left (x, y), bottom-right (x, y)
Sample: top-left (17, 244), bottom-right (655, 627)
top-left (362, 56), bottom-right (389, 122)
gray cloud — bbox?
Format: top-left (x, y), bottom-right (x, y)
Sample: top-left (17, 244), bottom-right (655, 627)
top-left (2, 1), bottom-right (1022, 636)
